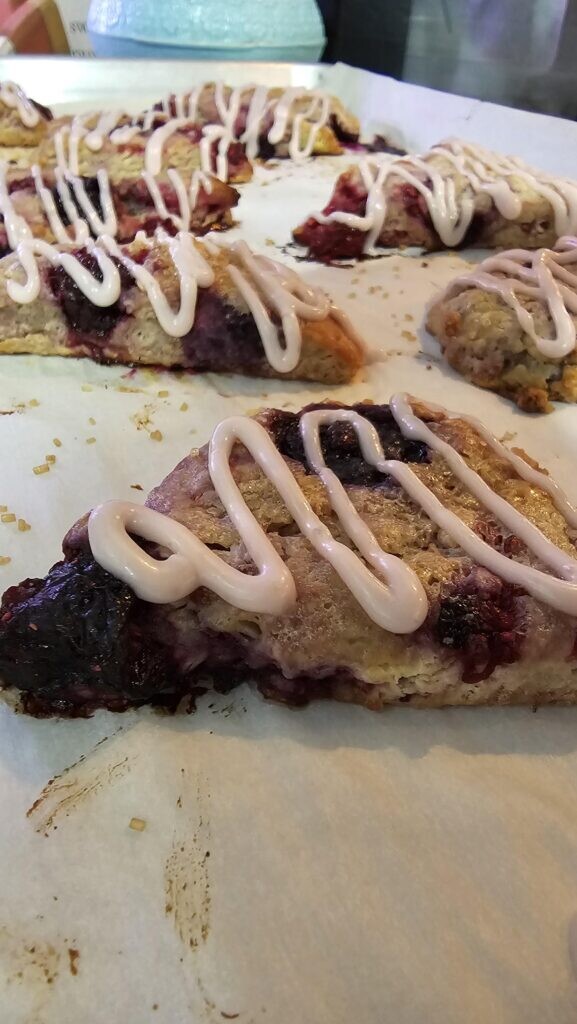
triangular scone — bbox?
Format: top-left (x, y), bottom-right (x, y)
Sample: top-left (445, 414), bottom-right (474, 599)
top-left (1, 397), bottom-right (577, 716)
top-left (0, 166), bottom-right (239, 257)
top-left (293, 140), bottom-right (577, 260)
top-left (38, 112), bottom-right (253, 185)
top-left (0, 234), bottom-right (364, 382)
top-left (158, 83), bottom-right (360, 158)
top-left (427, 238), bottom-right (577, 413)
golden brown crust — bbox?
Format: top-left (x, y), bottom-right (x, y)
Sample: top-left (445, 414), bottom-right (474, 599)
top-left (37, 116), bottom-right (253, 184)
top-left (0, 167), bottom-right (238, 247)
top-left (134, 398), bottom-right (577, 705)
top-left (0, 100), bottom-right (50, 148)
top-left (427, 286), bottom-right (577, 412)
top-left (294, 152), bottom-right (570, 260)
top-left (173, 83), bottom-right (359, 157)
top-left (3, 398), bottom-right (577, 713)
top-left (0, 238), bottom-right (364, 384)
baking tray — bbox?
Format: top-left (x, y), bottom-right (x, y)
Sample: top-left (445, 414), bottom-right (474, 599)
top-left (0, 59), bottom-right (577, 1024)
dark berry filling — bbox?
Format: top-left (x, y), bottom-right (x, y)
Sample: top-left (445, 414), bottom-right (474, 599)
top-left (293, 175), bottom-right (368, 260)
top-left (7, 174), bottom-right (34, 194)
top-left (459, 206), bottom-right (500, 248)
top-left (182, 289), bottom-right (270, 374)
top-left (256, 135), bottom-right (277, 160)
top-left (366, 134), bottom-right (407, 156)
top-left (30, 97), bottom-right (53, 122)
top-left (293, 218), bottom-right (366, 261)
top-left (52, 176), bottom-right (104, 229)
top-left (265, 402), bottom-right (430, 487)
top-left (433, 567), bottom-right (524, 683)
top-left (219, 140), bottom-right (249, 176)
top-left (0, 552), bottom-right (370, 716)
top-left (47, 250), bottom-right (132, 346)
top-left (328, 113), bottom-right (360, 146)
top-left (0, 555), bottom-right (181, 716)
top-left (179, 123), bottom-right (203, 145)
top-left (394, 182), bottom-right (433, 231)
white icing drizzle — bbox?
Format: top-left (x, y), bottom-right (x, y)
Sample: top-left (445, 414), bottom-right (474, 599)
top-left (44, 81), bottom-right (335, 195)
top-left (71, 168), bottom-right (117, 237)
top-left (100, 230), bottom-right (214, 337)
top-left (0, 81), bottom-right (41, 128)
top-left (84, 110), bottom-right (124, 151)
top-left (439, 235), bottom-right (577, 359)
top-left (312, 140), bottom-right (577, 253)
top-left (227, 240), bottom-right (332, 372)
top-left (288, 93), bottom-right (331, 161)
top-left (88, 395), bottom-right (577, 630)
top-left (0, 161), bottom-right (216, 248)
top-left (165, 82), bottom-right (333, 168)
top-left (30, 165), bottom-right (88, 245)
top-left (199, 122), bottom-right (236, 182)
top-left (143, 117), bottom-right (188, 175)
top-left (88, 413), bottom-right (427, 631)
top-left (57, 112), bottom-right (193, 179)
top-left (142, 168), bottom-right (212, 233)
top-left (241, 85), bottom-right (272, 159)
top-left (0, 171), bottom-right (350, 367)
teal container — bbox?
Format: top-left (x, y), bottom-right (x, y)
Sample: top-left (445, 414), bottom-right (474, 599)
top-left (88, 0), bottom-right (326, 62)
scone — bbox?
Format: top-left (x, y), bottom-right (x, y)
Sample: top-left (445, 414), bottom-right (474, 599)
top-left (157, 82), bottom-right (360, 158)
top-left (0, 229), bottom-right (364, 382)
top-left (293, 140), bottom-right (577, 260)
top-left (38, 111), bottom-right (253, 185)
top-left (0, 164), bottom-right (239, 256)
top-left (0, 81), bottom-right (52, 149)
top-left (1, 394), bottom-right (577, 716)
top-left (427, 237), bottom-right (577, 412)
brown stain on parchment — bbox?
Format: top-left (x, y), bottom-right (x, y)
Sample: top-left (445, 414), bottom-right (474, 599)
top-left (0, 924), bottom-right (81, 1020)
top-left (164, 772), bottom-right (211, 952)
top-left (67, 948), bottom-right (80, 976)
top-left (26, 732), bottom-right (129, 835)
top-left (163, 775), bottom-right (245, 1022)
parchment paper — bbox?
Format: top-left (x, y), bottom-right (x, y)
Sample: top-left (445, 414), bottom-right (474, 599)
top-left (0, 61), bottom-right (576, 1024)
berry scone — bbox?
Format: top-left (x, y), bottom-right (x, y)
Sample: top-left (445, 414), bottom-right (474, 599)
top-left (293, 140), bottom-right (577, 261)
top-left (0, 81), bottom-right (52, 149)
top-left (157, 82), bottom-right (360, 159)
top-left (1, 394), bottom-right (577, 716)
top-left (427, 237), bottom-right (577, 413)
top-left (38, 111), bottom-right (253, 185)
top-left (0, 164), bottom-right (239, 256)
top-left (0, 219), bottom-right (364, 381)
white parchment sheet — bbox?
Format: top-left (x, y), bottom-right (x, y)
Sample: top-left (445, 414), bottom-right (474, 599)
top-left (0, 62), bottom-right (576, 1024)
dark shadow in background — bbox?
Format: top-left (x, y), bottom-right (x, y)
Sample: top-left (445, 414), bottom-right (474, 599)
top-left (319, 0), bottom-right (412, 78)
top-left (317, 0), bottom-right (577, 119)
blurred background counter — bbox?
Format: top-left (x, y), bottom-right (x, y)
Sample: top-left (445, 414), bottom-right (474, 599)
top-left (0, 0), bottom-right (576, 119)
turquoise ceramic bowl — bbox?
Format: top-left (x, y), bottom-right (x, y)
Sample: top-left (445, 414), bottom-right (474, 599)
top-left (88, 0), bottom-right (326, 61)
